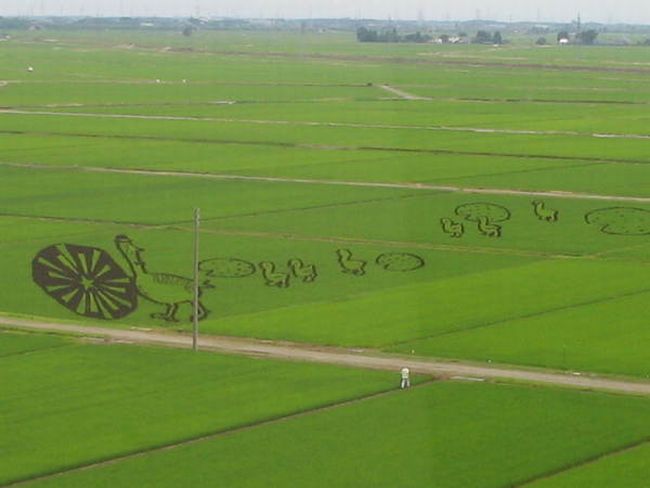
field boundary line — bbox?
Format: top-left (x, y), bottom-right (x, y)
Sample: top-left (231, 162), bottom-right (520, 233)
top-left (386, 286), bottom-right (650, 348)
top-left (514, 439), bottom-right (649, 487)
top-left (0, 383), bottom-right (427, 487)
top-left (2, 128), bottom-right (650, 167)
top-left (188, 226), bottom-right (576, 259)
top-left (0, 210), bottom-right (645, 263)
top-left (2, 161), bottom-right (649, 203)
top-left (99, 45), bottom-right (650, 75)
top-left (5, 108), bottom-right (650, 142)
top-left (0, 342), bottom-right (73, 360)
top-left (0, 210), bottom-right (587, 261)
top-left (1, 317), bottom-right (649, 396)
top-left (9, 96), bottom-right (650, 108)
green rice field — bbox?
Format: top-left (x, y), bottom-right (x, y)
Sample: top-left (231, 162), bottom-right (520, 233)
top-left (1, 27), bottom-right (649, 486)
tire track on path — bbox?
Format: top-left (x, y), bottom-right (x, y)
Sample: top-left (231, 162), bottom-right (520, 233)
top-left (1, 317), bottom-right (649, 396)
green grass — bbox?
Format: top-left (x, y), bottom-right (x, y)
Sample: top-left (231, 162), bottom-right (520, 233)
top-left (528, 443), bottom-right (650, 488)
top-left (0, 332), bottom-right (396, 485)
top-left (1, 180), bottom-right (648, 376)
top-left (1, 28), bottom-right (650, 488)
top-left (0, 29), bottom-right (649, 380)
top-left (392, 291), bottom-right (650, 378)
top-left (3, 112), bottom-right (650, 168)
top-left (0, 329), bottom-right (69, 357)
top-left (25, 382), bottom-right (650, 488)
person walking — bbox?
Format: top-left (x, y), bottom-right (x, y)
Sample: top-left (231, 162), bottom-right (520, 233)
top-left (400, 367), bottom-right (411, 389)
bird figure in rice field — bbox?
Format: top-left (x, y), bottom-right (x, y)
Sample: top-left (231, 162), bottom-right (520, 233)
top-left (288, 258), bottom-right (318, 283)
top-left (336, 249), bottom-right (367, 276)
top-left (532, 201), bottom-right (559, 223)
top-left (440, 218), bottom-right (465, 238)
top-left (259, 261), bottom-right (291, 288)
top-left (114, 235), bottom-right (210, 322)
top-left (477, 217), bottom-right (503, 238)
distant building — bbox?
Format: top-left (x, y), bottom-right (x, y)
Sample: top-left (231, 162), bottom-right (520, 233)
top-left (436, 35), bottom-right (465, 44)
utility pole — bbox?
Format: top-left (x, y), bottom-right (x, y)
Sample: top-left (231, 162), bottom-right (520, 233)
top-left (192, 208), bottom-right (200, 352)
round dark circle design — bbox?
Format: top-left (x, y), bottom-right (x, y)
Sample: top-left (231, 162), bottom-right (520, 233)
top-left (32, 243), bottom-right (137, 320)
top-left (199, 258), bottom-right (257, 278)
top-left (375, 253), bottom-right (425, 272)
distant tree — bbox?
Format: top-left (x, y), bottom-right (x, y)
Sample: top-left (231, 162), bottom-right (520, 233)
top-left (493, 31), bottom-right (503, 44)
top-left (385, 28), bottom-right (399, 43)
top-left (403, 31), bottom-right (431, 43)
top-left (536, 37), bottom-right (547, 46)
top-left (576, 29), bottom-right (599, 45)
top-left (356, 27), bottom-right (378, 42)
top-left (439, 34), bottom-right (450, 43)
top-left (182, 25), bottom-right (194, 37)
top-left (473, 30), bottom-right (492, 44)
top-left (557, 31), bottom-right (570, 42)
top-left (644, 38), bottom-right (650, 46)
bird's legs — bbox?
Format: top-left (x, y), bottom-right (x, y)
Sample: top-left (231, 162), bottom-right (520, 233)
top-left (151, 303), bottom-right (180, 322)
top-left (190, 301), bottom-right (209, 322)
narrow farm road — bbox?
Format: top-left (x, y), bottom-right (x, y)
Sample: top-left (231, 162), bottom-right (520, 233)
top-left (377, 84), bottom-right (432, 100)
top-left (3, 161), bottom-right (649, 203)
top-left (2, 317), bottom-right (649, 396)
top-left (6, 108), bottom-right (650, 142)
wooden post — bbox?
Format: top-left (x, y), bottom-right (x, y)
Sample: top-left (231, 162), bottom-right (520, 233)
top-left (192, 208), bottom-right (200, 352)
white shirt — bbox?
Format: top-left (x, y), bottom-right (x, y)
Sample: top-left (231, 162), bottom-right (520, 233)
top-left (401, 367), bottom-right (410, 379)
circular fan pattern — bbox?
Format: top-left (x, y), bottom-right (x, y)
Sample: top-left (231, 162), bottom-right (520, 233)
top-left (32, 243), bottom-right (137, 320)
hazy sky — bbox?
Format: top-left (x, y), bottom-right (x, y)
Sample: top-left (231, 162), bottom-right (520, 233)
top-left (2, 0), bottom-right (649, 24)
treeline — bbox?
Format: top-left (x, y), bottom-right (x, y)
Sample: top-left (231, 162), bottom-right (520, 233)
top-left (471, 30), bottom-right (504, 44)
top-left (356, 27), bottom-right (432, 43)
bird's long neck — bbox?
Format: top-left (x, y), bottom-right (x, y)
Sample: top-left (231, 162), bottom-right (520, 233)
top-left (117, 246), bottom-right (146, 278)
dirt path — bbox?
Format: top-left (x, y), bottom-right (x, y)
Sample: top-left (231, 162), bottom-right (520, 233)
top-left (5, 161), bottom-right (649, 204)
top-left (4, 108), bottom-right (650, 142)
top-left (2, 317), bottom-right (649, 396)
top-left (377, 84), bottom-right (431, 101)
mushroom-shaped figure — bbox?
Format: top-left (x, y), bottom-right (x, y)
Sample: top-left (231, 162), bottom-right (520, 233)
top-left (585, 207), bottom-right (650, 236)
top-left (455, 203), bottom-right (511, 238)
top-left (376, 253), bottom-right (425, 272)
top-left (199, 258), bottom-right (256, 279)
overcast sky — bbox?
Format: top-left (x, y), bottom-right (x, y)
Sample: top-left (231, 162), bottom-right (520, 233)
top-left (2, 0), bottom-right (649, 24)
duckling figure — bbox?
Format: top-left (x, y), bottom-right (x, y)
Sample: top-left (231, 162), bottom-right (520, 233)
top-left (440, 218), bottom-right (465, 238)
top-left (336, 249), bottom-right (367, 276)
top-left (532, 201), bottom-right (559, 223)
top-left (477, 217), bottom-right (502, 238)
top-left (288, 258), bottom-right (318, 283)
top-left (259, 261), bottom-right (290, 288)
